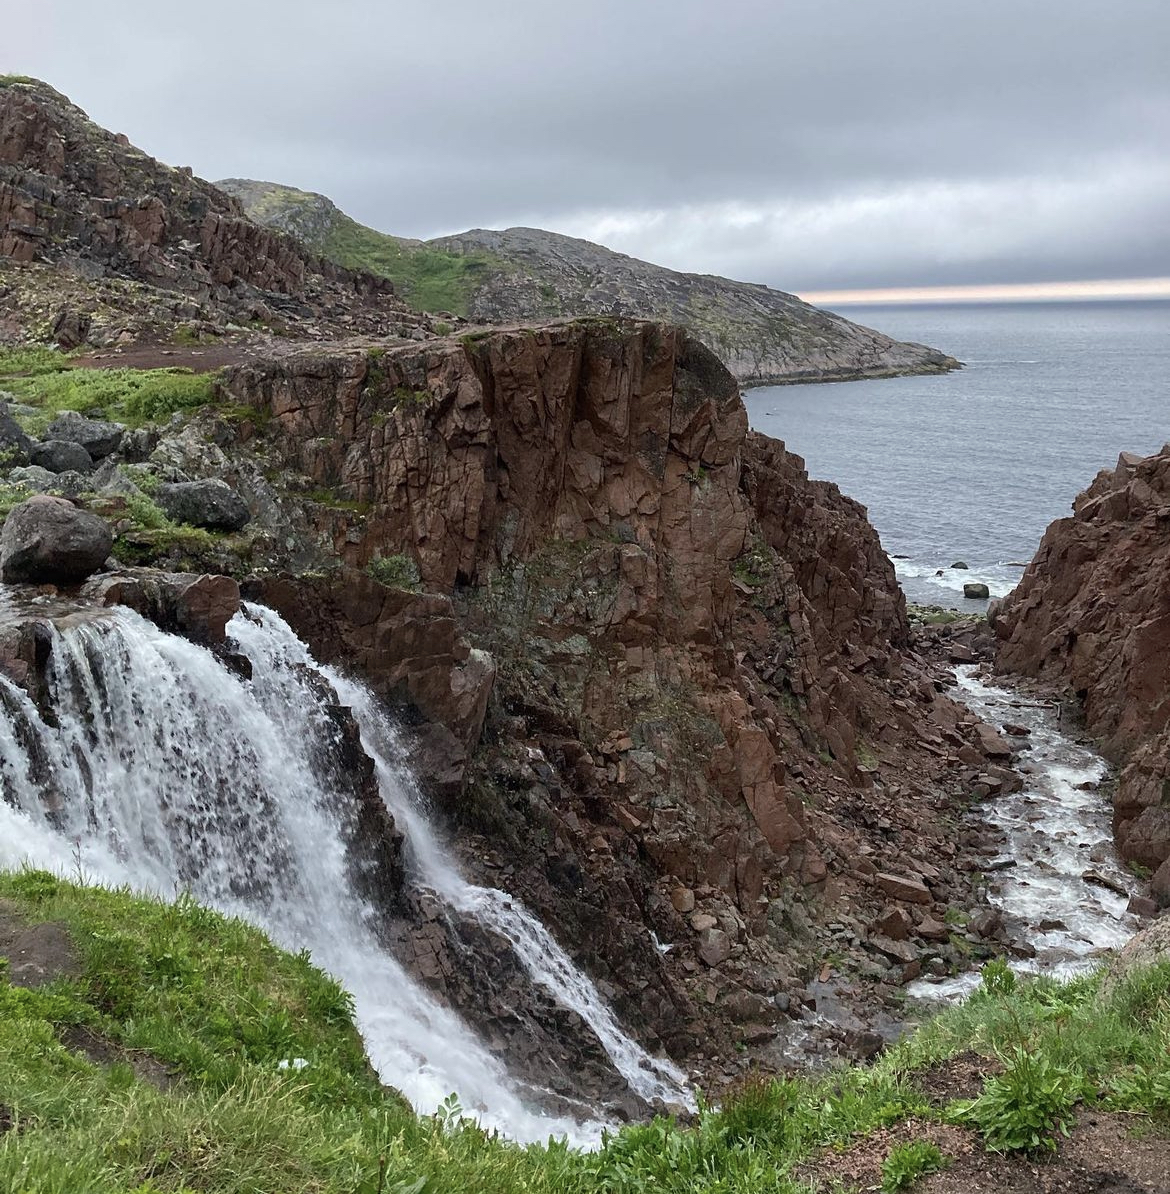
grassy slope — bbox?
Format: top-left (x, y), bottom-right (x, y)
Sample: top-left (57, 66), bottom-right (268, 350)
top-left (320, 217), bottom-right (496, 317)
top-left (1, 870), bottom-right (1169, 1193)
top-left (225, 182), bottom-right (494, 317)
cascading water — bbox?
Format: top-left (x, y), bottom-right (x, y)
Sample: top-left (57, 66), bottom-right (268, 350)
top-left (232, 604), bottom-right (691, 1109)
top-left (909, 665), bottom-right (1139, 1002)
top-left (0, 600), bottom-right (689, 1143)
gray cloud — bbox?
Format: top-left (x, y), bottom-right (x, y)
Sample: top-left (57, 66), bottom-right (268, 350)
top-left (9, 0), bottom-right (1170, 290)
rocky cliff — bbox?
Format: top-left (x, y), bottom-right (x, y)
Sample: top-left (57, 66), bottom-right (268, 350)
top-left (996, 447), bottom-right (1170, 902)
top-left (0, 78), bottom-right (434, 347)
top-left (218, 179), bottom-right (960, 387)
top-left (214, 319), bottom-right (1018, 1074)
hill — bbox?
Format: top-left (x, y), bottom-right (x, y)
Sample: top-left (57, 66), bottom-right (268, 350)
top-left (217, 178), bottom-right (960, 387)
top-left (0, 77), bottom-right (433, 349)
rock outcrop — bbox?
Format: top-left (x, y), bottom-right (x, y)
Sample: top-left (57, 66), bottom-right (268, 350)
top-left (996, 446), bottom-right (1170, 897)
top-left (0, 78), bottom-right (434, 347)
top-left (219, 178), bottom-right (960, 387)
top-left (219, 319), bottom-right (1013, 1068)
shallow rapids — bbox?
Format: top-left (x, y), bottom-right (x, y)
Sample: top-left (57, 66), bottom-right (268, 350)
top-left (910, 665), bottom-right (1140, 1001)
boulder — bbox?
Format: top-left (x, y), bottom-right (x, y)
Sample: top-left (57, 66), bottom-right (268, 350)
top-left (156, 479), bottom-right (250, 531)
top-left (875, 871), bottom-right (932, 904)
top-left (696, 927), bottom-right (732, 967)
top-left (30, 439), bottom-right (94, 475)
top-left (0, 400), bottom-right (33, 466)
top-left (951, 561), bottom-right (969, 570)
top-left (50, 307), bottom-right (91, 350)
top-left (45, 411), bottom-right (124, 460)
top-left (963, 582), bottom-right (990, 599)
top-left (0, 495), bottom-right (113, 583)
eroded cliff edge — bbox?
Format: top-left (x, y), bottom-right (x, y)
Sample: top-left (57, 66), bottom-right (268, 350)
top-left (213, 319), bottom-right (1017, 1077)
top-left (996, 447), bottom-right (1170, 905)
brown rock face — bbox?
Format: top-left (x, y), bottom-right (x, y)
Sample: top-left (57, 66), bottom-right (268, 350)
top-left (224, 318), bottom-right (991, 1066)
top-left (0, 78), bottom-right (428, 341)
top-left (996, 446), bottom-right (1170, 884)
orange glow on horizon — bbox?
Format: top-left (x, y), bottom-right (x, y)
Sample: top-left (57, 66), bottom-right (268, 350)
top-left (798, 277), bottom-right (1170, 306)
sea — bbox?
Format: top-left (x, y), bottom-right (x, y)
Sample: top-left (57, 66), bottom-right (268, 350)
top-left (743, 300), bottom-right (1169, 610)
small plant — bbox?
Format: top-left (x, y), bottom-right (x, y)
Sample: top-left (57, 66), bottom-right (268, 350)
top-left (979, 957), bottom-right (1017, 998)
top-left (366, 553), bottom-right (421, 591)
top-left (880, 1139), bottom-right (946, 1190)
top-left (956, 1046), bottom-right (1078, 1153)
top-left (431, 321), bottom-right (452, 336)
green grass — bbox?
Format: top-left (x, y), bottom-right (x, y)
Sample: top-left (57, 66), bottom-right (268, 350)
top-left (0, 351), bottom-right (218, 434)
top-left (2, 871), bottom-right (1169, 1192)
top-left (320, 217), bottom-right (497, 316)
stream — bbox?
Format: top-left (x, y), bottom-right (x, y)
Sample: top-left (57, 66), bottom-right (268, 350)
top-left (909, 665), bottom-right (1140, 1002)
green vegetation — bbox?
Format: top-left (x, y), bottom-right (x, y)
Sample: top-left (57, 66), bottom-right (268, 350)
top-left (366, 553), bottom-right (422, 591)
top-left (0, 481), bottom-right (34, 519)
top-left (321, 217), bottom-right (497, 317)
top-left (2, 871), bottom-right (1169, 1191)
top-left (0, 349), bottom-right (218, 433)
top-left (880, 1140), bottom-right (946, 1190)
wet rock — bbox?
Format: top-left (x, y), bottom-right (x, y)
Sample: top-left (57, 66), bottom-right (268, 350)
top-left (29, 439), bottom-right (94, 475)
top-left (1082, 869), bottom-right (1129, 898)
top-left (951, 561), bottom-right (969, 570)
top-left (156, 479), bottom-right (250, 531)
top-left (1126, 895), bottom-right (1158, 919)
top-left (81, 571), bottom-right (241, 645)
top-left (45, 411), bottom-right (124, 460)
top-left (949, 644), bottom-right (977, 664)
top-left (1001, 722), bottom-right (1031, 737)
top-left (0, 495), bottom-right (113, 583)
top-left (875, 871), bottom-right (932, 905)
top-left (963, 583), bottom-right (990, 599)
top-left (969, 908), bottom-right (1003, 939)
top-left (975, 722), bottom-right (1014, 760)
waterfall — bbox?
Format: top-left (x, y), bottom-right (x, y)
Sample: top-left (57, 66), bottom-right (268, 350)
top-left (232, 604), bottom-right (690, 1109)
top-left (0, 601), bottom-right (689, 1142)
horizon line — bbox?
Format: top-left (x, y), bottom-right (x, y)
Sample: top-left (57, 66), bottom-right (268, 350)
top-left (797, 276), bottom-right (1170, 306)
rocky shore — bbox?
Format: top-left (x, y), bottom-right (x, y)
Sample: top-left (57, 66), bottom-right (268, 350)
top-left (995, 446), bottom-right (1170, 908)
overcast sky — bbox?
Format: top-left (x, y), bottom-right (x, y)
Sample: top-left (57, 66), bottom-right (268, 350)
top-left (9, 1), bottom-right (1170, 293)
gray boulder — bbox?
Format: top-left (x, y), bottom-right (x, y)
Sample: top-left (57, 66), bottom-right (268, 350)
top-left (0, 400), bottom-right (33, 466)
top-left (963, 582), bottom-right (991, 599)
top-left (30, 439), bottom-right (95, 475)
top-left (156, 479), bottom-right (250, 531)
top-left (45, 411), bottom-right (124, 460)
top-left (0, 495), bottom-right (113, 583)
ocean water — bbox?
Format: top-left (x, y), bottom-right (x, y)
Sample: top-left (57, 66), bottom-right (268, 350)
top-left (743, 300), bottom-right (1169, 609)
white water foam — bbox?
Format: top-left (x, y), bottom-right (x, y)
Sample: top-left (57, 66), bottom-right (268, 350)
top-left (0, 603), bottom-right (692, 1142)
top-left (893, 559), bottom-right (1021, 604)
top-left (909, 666), bottom-right (1138, 1002)
top-left (233, 603), bottom-right (692, 1110)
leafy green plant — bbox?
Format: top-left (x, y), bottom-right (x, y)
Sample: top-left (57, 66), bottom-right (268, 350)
top-left (880, 1139), bottom-right (946, 1190)
top-left (978, 957), bottom-right (1017, 998)
top-left (956, 1046), bottom-right (1079, 1153)
top-left (366, 553), bottom-right (421, 591)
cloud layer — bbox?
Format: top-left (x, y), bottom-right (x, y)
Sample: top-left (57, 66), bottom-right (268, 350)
top-left (10, 0), bottom-right (1169, 290)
